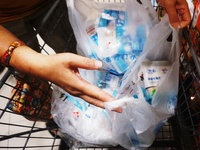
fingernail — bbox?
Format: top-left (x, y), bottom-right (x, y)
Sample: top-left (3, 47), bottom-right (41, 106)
top-left (95, 60), bottom-right (102, 68)
top-left (112, 107), bottom-right (123, 113)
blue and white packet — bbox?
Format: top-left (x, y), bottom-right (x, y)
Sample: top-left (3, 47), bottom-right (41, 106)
top-left (67, 0), bottom-right (152, 75)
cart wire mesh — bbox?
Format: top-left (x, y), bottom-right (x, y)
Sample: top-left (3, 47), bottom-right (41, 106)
top-left (0, 0), bottom-right (199, 150)
top-left (174, 28), bottom-right (200, 150)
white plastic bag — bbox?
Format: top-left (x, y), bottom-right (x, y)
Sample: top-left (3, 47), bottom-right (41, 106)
top-left (51, 86), bottom-right (117, 146)
top-left (51, 0), bottom-right (180, 149)
top-left (104, 15), bottom-right (180, 149)
top-left (67, 0), bottom-right (155, 75)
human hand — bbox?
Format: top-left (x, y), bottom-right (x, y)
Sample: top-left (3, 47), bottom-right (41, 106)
top-left (0, 25), bottom-right (119, 111)
top-left (157, 0), bottom-right (191, 28)
top-left (8, 43), bottom-right (121, 112)
top-left (44, 53), bottom-right (111, 104)
top-left (37, 53), bottom-right (121, 111)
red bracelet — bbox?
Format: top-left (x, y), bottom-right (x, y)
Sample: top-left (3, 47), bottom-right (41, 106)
top-left (1, 41), bottom-right (25, 67)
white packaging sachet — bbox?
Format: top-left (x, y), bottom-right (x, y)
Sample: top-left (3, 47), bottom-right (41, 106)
top-left (141, 61), bottom-right (171, 104)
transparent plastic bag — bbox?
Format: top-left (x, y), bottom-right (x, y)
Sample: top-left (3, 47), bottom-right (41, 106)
top-left (67, 0), bottom-right (155, 75)
top-left (51, 0), bottom-right (180, 149)
top-left (104, 15), bottom-right (180, 149)
top-left (51, 86), bottom-right (117, 146)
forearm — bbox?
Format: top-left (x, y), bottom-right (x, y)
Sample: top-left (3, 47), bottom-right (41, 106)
top-left (0, 25), bottom-right (47, 77)
top-left (0, 25), bottom-right (19, 57)
top-left (0, 22), bottom-right (118, 110)
top-left (9, 46), bottom-right (47, 76)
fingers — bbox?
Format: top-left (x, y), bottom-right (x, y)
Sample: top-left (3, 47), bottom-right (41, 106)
top-left (66, 76), bottom-right (116, 103)
top-left (80, 95), bottom-right (106, 109)
top-left (160, 0), bottom-right (191, 28)
top-left (61, 71), bottom-right (119, 111)
top-left (66, 53), bottom-right (103, 70)
top-left (160, 0), bottom-right (181, 28)
top-left (48, 53), bottom-right (120, 112)
top-left (164, 5), bottom-right (180, 28)
top-left (80, 95), bottom-right (122, 113)
top-left (176, 2), bottom-right (191, 28)
top-left (48, 54), bottom-right (111, 104)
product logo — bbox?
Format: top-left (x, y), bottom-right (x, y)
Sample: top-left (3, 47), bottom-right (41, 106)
top-left (147, 77), bottom-right (161, 81)
top-left (147, 69), bottom-right (156, 74)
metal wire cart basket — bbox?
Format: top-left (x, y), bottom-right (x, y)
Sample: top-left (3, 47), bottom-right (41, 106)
top-left (0, 0), bottom-right (200, 150)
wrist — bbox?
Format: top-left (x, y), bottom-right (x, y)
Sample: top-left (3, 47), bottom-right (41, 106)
top-left (1, 41), bottom-right (25, 67)
top-left (9, 45), bottom-right (48, 77)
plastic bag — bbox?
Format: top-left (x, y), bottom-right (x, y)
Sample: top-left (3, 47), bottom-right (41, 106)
top-left (51, 86), bottom-right (117, 146)
top-left (67, 0), bottom-right (155, 75)
top-left (104, 15), bottom-right (180, 149)
top-left (51, 0), bottom-right (180, 149)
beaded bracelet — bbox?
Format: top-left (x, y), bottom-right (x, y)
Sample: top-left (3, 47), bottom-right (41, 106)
top-left (1, 41), bottom-right (25, 67)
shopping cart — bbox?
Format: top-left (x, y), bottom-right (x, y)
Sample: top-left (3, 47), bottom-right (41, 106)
top-left (0, 0), bottom-right (199, 150)
top-left (174, 28), bottom-right (200, 150)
